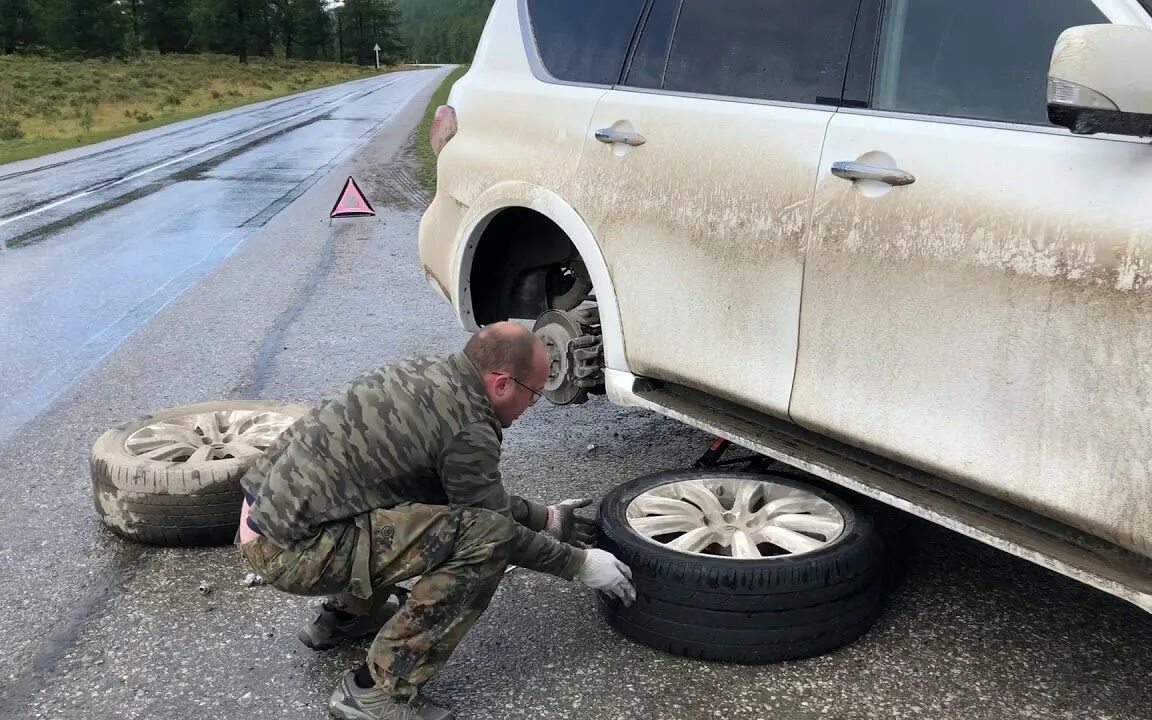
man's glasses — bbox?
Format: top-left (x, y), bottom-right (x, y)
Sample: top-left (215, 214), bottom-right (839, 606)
top-left (508, 376), bottom-right (544, 404)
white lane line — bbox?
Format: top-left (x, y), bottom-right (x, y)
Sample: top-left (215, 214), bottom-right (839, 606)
top-left (0, 84), bottom-right (375, 229)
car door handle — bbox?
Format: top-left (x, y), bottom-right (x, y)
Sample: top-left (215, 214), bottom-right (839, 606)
top-left (831, 161), bottom-right (915, 187)
top-left (595, 128), bottom-right (646, 146)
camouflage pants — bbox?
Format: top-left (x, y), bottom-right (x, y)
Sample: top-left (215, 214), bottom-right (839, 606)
top-left (240, 503), bottom-right (515, 698)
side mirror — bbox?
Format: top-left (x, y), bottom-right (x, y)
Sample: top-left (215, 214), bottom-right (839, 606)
top-left (1048, 24), bottom-right (1152, 137)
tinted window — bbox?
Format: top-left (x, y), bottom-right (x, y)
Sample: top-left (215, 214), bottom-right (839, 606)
top-left (527, 0), bottom-right (647, 85)
top-left (658, 0), bottom-right (859, 104)
top-left (624, 0), bottom-right (680, 90)
top-left (873, 0), bottom-right (1108, 125)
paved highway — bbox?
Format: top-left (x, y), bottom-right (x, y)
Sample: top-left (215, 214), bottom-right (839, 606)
top-left (0, 64), bottom-right (1149, 720)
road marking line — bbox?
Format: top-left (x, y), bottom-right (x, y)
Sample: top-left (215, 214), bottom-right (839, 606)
top-left (0, 84), bottom-right (378, 229)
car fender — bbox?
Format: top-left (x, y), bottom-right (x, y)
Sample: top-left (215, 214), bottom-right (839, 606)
top-left (452, 181), bottom-right (628, 372)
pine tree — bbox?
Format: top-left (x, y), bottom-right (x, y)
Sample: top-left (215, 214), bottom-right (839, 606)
top-left (337, 0), bottom-right (402, 66)
top-left (292, 0), bottom-right (332, 60)
top-left (394, 0), bottom-right (492, 63)
top-left (143, 0), bottom-right (196, 53)
top-left (0, 0), bottom-right (44, 54)
top-left (188, 0), bottom-right (233, 53)
top-left (65, 0), bottom-right (130, 57)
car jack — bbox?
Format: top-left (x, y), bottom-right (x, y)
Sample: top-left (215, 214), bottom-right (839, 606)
top-left (692, 437), bottom-right (780, 473)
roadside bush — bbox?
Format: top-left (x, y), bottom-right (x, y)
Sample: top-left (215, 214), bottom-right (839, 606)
top-left (0, 117), bottom-right (24, 141)
top-left (77, 105), bottom-right (95, 135)
top-left (0, 53), bottom-right (393, 163)
top-left (36, 102), bottom-right (61, 121)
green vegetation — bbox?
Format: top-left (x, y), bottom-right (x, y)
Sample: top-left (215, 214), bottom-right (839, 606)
top-left (0, 0), bottom-right (495, 70)
top-left (0, 0), bottom-right (490, 163)
top-left (0, 54), bottom-right (391, 164)
top-left (396, 0), bottom-right (492, 63)
top-left (0, 0), bottom-right (404, 66)
top-left (410, 64), bottom-right (468, 196)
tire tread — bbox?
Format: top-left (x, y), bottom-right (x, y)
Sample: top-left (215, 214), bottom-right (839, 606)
top-left (88, 401), bottom-right (308, 548)
top-left (596, 469), bottom-right (889, 662)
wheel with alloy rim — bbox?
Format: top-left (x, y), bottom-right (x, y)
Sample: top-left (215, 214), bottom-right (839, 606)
top-left (597, 469), bottom-right (887, 663)
top-left (90, 400), bottom-right (310, 547)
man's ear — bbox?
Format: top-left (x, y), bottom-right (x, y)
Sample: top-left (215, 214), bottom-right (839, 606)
top-left (490, 373), bottom-right (510, 396)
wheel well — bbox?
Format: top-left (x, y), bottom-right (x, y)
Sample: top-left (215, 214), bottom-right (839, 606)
top-left (468, 208), bottom-right (592, 325)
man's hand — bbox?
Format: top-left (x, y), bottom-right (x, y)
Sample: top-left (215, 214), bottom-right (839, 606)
top-left (575, 549), bottom-right (636, 606)
top-left (546, 498), bottom-right (598, 547)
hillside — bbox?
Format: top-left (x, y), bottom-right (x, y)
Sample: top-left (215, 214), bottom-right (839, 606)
top-left (0, 54), bottom-right (386, 164)
top-left (397, 0), bottom-right (494, 63)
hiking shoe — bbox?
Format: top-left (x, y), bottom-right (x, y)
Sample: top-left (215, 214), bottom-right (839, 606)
top-left (328, 670), bottom-right (455, 720)
top-left (409, 693), bottom-right (454, 720)
top-left (300, 589), bottom-right (405, 651)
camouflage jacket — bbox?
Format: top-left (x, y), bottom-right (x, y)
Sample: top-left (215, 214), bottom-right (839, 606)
top-left (241, 352), bottom-right (585, 588)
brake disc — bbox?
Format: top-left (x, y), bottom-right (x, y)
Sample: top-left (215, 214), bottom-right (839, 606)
top-left (533, 308), bottom-right (602, 405)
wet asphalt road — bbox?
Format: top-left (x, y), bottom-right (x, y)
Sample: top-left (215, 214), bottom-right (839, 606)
top-left (0, 68), bottom-right (441, 450)
top-left (1, 67), bottom-right (1151, 720)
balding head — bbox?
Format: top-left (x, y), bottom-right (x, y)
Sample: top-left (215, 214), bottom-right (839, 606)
top-left (464, 321), bottom-right (550, 427)
top-left (464, 321), bottom-right (539, 379)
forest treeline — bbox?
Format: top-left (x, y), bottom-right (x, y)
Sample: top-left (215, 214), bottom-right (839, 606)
top-left (0, 0), bottom-right (496, 64)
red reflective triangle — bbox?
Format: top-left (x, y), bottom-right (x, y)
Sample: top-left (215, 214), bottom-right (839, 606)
top-left (330, 176), bottom-right (376, 218)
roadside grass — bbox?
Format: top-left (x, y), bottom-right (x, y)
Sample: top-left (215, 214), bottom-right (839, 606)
top-left (0, 54), bottom-right (403, 165)
top-left (410, 64), bottom-right (468, 197)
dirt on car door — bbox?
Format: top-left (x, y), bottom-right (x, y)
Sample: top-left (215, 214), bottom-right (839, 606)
top-left (793, 0), bottom-right (1152, 559)
top-left (569, 0), bottom-right (862, 420)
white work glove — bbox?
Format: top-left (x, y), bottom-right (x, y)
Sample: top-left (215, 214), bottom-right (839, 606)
top-left (546, 498), bottom-right (598, 547)
top-left (575, 549), bottom-right (636, 606)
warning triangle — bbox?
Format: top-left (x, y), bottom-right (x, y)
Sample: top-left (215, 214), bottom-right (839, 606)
top-left (330, 176), bottom-right (376, 218)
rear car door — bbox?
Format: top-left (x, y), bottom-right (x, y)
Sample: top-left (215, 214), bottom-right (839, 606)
top-left (793, 0), bottom-right (1152, 558)
top-left (448, 0), bottom-right (648, 203)
top-left (571, 0), bottom-right (862, 419)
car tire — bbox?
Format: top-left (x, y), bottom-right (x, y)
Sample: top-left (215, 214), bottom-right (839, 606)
top-left (90, 400), bottom-right (310, 547)
top-left (597, 469), bottom-right (886, 663)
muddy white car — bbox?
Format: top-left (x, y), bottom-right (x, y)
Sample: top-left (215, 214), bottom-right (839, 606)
top-left (418, 0), bottom-right (1152, 655)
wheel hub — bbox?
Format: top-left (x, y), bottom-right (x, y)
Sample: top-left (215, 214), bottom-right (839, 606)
top-left (532, 307), bottom-right (603, 405)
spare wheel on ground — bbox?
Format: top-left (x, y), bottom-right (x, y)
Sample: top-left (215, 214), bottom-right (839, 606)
top-left (598, 469), bottom-right (887, 663)
top-left (90, 400), bottom-right (310, 547)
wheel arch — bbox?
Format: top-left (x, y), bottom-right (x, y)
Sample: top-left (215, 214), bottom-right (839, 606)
top-left (453, 182), bottom-right (627, 371)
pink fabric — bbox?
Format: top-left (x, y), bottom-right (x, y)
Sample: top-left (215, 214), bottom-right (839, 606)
top-left (238, 498), bottom-right (261, 544)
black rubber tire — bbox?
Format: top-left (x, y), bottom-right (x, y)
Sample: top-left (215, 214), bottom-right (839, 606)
top-left (90, 400), bottom-right (310, 547)
top-left (744, 462), bottom-right (920, 593)
top-left (598, 469), bottom-right (886, 663)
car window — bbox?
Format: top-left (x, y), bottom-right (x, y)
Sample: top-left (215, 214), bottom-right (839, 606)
top-left (526, 0), bottom-right (648, 85)
top-left (624, 0), bottom-right (680, 91)
top-left (648, 0), bottom-right (859, 104)
top-left (873, 0), bottom-right (1108, 125)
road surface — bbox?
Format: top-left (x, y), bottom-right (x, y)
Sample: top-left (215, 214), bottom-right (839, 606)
top-left (0, 69), bottom-right (442, 449)
top-left (0, 65), bottom-right (1149, 720)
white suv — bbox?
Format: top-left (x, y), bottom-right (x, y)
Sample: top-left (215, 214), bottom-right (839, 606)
top-left (419, 0), bottom-right (1152, 614)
